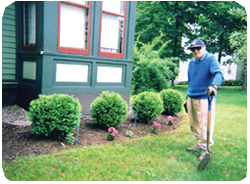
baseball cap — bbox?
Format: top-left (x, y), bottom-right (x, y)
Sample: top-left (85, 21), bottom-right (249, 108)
top-left (189, 39), bottom-right (206, 49)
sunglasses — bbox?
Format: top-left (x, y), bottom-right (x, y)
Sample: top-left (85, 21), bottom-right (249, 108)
top-left (190, 46), bottom-right (202, 52)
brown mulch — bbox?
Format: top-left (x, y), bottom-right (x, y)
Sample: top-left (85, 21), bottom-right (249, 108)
top-left (2, 107), bottom-right (183, 163)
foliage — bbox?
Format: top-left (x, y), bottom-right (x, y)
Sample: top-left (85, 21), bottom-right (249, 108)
top-left (176, 81), bottom-right (188, 85)
top-left (65, 132), bottom-right (75, 145)
top-left (160, 89), bottom-right (184, 116)
top-left (126, 130), bottom-right (134, 138)
top-left (135, 1), bottom-right (197, 60)
top-left (27, 94), bottom-right (81, 139)
top-left (132, 58), bottom-right (170, 95)
top-left (221, 80), bottom-right (243, 86)
top-left (132, 35), bottom-right (179, 95)
top-left (135, 1), bottom-right (246, 64)
top-left (131, 92), bottom-right (164, 124)
top-left (90, 91), bottom-right (128, 128)
top-left (228, 7), bottom-right (247, 90)
top-left (228, 7), bottom-right (247, 60)
top-left (189, 1), bottom-right (245, 63)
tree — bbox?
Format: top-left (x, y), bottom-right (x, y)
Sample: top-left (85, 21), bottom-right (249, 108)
top-left (135, 1), bottom-right (245, 64)
top-left (135, 1), bottom-right (197, 61)
top-left (191, 1), bottom-right (245, 63)
top-left (132, 35), bottom-right (179, 95)
top-left (229, 7), bottom-right (247, 90)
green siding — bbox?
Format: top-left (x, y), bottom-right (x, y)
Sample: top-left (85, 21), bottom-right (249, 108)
top-left (2, 2), bottom-right (16, 81)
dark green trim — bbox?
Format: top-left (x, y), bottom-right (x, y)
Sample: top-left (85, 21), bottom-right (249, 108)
top-left (126, 2), bottom-right (137, 60)
top-left (42, 86), bottom-right (131, 95)
top-left (37, 51), bottom-right (134, 63)
top-left (43, 1), bottom-right (57, 52)
top-left (12, 1), bottom-right (136, 105)
top-left (2, 82), bottom-right (19, 89)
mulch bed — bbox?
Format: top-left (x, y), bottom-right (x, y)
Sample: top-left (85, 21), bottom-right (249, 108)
top-left (2, 110), bottom-right (183, 163)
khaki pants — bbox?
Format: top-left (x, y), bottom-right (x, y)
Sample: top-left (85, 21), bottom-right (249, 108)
top-left (187, 97), bottom-right (216, 150)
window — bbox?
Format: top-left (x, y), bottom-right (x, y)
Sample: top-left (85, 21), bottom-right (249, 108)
top-left (56, 63), bottom-right (89, 82)
top-left (97, 66), bottom-right (123, 83)
top-left (57, 1), bottom-right (91, 55)
top-left (23, 61), bottom-right (36, 80)
top-left (99, 1), bottom-right (126, 58)
top-left (22, 2), bottom-right (37, 51)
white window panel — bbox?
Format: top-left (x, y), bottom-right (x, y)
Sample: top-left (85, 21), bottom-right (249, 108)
top-left (56, 64), bottom-right (88, 82)
top-left (23, 61), bottom-right (36, 80)
top-left (102, 1), bottom-right (125, 15)
top-left (97, 66), bottom-right (123, 83)
top-left (60, 3), bottom-right (87, 49)
top-left (101, 13), bottom-right (123, 52)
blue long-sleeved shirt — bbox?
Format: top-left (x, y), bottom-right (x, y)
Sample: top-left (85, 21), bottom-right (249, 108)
top-left (187, 51), bottom-right (224, 99)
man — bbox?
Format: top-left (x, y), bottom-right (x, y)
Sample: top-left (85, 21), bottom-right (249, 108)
top-left (185, 39), bottom-right (224, 160)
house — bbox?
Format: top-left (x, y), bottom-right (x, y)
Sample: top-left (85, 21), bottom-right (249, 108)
top-left (2, 1), bottom-right (137, 114)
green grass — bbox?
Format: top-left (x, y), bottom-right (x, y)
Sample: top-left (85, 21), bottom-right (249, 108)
top-left (2, 86), bottom-right (247, 181)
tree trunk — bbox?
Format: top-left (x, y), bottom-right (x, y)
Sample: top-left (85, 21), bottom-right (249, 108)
top-left (171, 79), bottom-right (175, 87)
top-left (242, 59), bottom-right (247, 91)
top-left (242, 73), bottom-right (247, 91)
top-left (218, 33), bottom-right (224, 64)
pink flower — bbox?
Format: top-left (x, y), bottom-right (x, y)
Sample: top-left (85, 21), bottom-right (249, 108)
top-left (167, 116), bottom-right (174, 125)
top-left (167, 116), bottom-right (174, 122)
top-left (152, 121), bottom-right (161, 133)
top-left (108, 127), bottom-right (118, 136)
top-left (152, 121), bottom-right (161, 128)
top-left (108, 127), bottom-right (113, 132)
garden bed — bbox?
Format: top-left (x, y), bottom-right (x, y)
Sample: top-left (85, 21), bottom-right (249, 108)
top-left (2, 105), bottom-right (183, 163)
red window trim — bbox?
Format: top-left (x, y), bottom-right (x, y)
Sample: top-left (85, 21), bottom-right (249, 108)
top-left (57, 1), bottom-right (91, 55)
top-left (22, 1), bottom-right (37, 51)
top-left (99, 2), bottom-right (127, 59)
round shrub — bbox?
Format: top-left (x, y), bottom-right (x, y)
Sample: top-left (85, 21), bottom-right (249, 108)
top-left (131, 91), bottom-right (164, 123)
top-left (27, 94), bottom-right (81, 139)
top-left (159, 89), bottom-right (184, 116)
top-left (90, 91), bottom-right (128, 128)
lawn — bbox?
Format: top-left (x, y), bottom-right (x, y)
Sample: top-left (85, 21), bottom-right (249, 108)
top-left (2, 86), bottom-right (247, 181)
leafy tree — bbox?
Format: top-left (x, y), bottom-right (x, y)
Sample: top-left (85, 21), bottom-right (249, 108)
top-left (190, 1), bottom-right (245, 63)
top-left (135, 1), bottom-right (245, 64)
top-left (132, 35), bottom-right (179, 95)
top-left (135, 1), bottom-right (197, 61)
top-left (134, 1), bottom-right (247, 91)
top-left (228, 7), bottom-right (247, 90)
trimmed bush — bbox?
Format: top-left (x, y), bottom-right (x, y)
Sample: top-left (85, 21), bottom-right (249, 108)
top-left (27, 94), bottom-right (81, 139)
top-left (160, 89), bottom-right (184, 116)
top-left (131, 58), bottom-right (170, 95)
top-left (131, 91), bottom-right (164, 123)
top-left (221, 79), bottom-right (243, 86)
top-left (90, 91), bottom-right (128, 128)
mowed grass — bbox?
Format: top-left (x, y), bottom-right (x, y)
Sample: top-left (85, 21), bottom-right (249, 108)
top-left (2, 86), bottom-right (247, 181)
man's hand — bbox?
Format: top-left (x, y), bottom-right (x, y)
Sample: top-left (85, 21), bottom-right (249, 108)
top-left (207, 83), bottom-right (219, 96)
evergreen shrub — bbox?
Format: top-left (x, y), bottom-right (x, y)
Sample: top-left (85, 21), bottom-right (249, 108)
top-left (90, 91), bottom-right (128, 128)
top-left (131, 91), bottom-right (164, 123)
top-left (221, 79), bottom-right (243, 86)
top-left (27, 94), bottom-right (81, 139)
top-left (131, 58), bottom-right (170, 95)
top-left (160, 89), bottom-right (183, 116)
